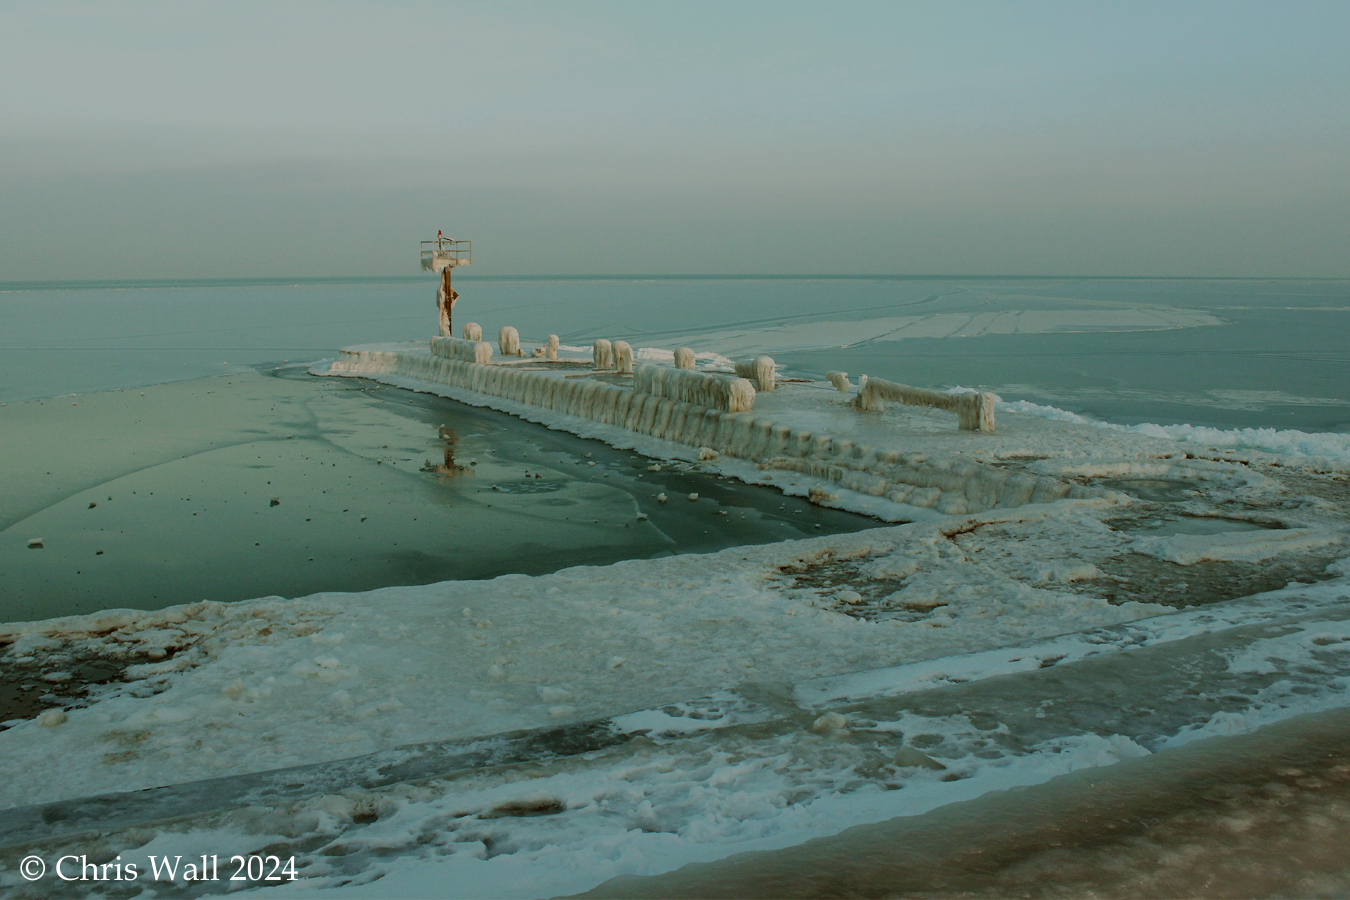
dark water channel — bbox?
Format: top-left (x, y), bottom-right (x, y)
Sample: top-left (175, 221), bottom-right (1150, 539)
top-left (0, 367), bottom-right (886, 621)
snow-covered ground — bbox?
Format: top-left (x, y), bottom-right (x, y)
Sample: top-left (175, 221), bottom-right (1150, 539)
top-left (2, 331), bottom-right (1349, 898)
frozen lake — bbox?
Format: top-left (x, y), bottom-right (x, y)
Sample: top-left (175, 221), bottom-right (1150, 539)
top-left (1, 275), bottom-right (1348, 899)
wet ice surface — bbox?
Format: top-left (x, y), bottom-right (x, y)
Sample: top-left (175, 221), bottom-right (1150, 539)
top-left (0, 368), bottom-right (881, 622)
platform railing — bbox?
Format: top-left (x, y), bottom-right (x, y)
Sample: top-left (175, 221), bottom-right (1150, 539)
top-left (420, 239), bottom-right (472, 270)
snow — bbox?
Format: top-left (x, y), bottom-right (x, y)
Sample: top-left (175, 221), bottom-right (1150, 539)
top-left (0, 513), bottom-right (1172, 809)
top-left (1129, 528), bottom-right (1343, 565)
top-left (998, 396), bottom-right (1350, 468)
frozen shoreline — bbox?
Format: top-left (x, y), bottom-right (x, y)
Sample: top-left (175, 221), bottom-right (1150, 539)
top-left (2, 335), bottom-right (1348, 897)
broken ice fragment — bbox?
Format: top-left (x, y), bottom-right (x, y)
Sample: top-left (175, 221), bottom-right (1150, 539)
top-left (37, 709), bottom-right (67, 727)
top-left (837, 590), bottom-right (863, 605)
top-left (810, 712), bottom-right (848, 734)
top-left (270, 497), bottom-right (280, 507)
top-left (893, 747), bottom-right (947, 770)
top-left (26, 538), bottom-right (43, 549)
top-left (688, 493), bottom-right (699, 501)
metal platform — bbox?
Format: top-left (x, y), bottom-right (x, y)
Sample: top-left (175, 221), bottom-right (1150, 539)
top-left (421, 237), bottom-right (471, 271)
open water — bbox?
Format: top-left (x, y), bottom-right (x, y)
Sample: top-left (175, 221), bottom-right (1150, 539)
top-left (3, 275), bottom-right (1348, 429)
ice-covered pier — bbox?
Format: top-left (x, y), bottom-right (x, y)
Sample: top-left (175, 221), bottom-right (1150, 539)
top-left (321, 330), bottom-right (1102, 519)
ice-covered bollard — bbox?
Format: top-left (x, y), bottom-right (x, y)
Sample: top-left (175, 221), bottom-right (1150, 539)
top-left (463, 322), bottom-right (482, 341)
top-left (735, 356), bottom-right (776, 392)
top-left (727, 378), bottom-right (756, 413)
top-left (675, 347), bottom-right (695, 370)
top-left (613, 340), bottom-right (634, 374)
top-left (957, 391), bottom-right (997, 433)
top-left (546, 334), bottom-right (560, 360)
top-left (499, 326), bottom-right (520, 356)
top-left (593, 339), bottom-right (613, 369)
top-left (828, 371), bottom-right (851, 392)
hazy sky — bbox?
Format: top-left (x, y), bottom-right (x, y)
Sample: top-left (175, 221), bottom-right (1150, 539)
top-left (2, 1), bottom-right (1348, 279)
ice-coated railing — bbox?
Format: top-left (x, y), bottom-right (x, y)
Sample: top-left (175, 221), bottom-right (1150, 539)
top-left (857, 376), bottom-right (996, 433)
top-left (633, 363), bottom-right (755, 413)
top-left (430, 336), bottom-right (493, 364)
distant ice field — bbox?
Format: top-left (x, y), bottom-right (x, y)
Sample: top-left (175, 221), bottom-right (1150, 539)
top-left (3, 276), bottom-right (1347, 431)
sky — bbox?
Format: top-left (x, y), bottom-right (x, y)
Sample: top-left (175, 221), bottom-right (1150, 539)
top-left (1, 1), bottom-right (1348, 280)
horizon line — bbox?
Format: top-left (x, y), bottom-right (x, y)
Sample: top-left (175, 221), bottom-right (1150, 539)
top-left (3, 273), bottom-right (1348, 291)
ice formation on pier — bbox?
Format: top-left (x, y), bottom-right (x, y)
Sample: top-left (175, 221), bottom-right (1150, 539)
top-left (430, 336), bottom-right (493, 364)
top-left (593, 339), bottom-right (614, 370)
top-left (499, 326), bottom-right (520, 357)
top-left (735, 355), bottom-right (776, 392)
top-left (828, 371), bottom-right (851, 392)
top-left (462, 322), bottom-right (482, 342)
top-left (546, 335), bottom-right (560, 360)
top-left (633, 363), bottom-right (756, 413)
top-left (612, 340), bottom-right (634, 374)
top-left (675, 347), bottom-right (696, 370)
top-left (858, 376), bottom-right (996, 433)
top-left (326, 344), bottom-right (1100, 516)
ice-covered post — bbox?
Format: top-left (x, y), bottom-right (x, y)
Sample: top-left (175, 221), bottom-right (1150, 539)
top-left (735, 356), bottom-right (776, 392)
top-left (437, 267), bottom-right (459, 337)
top-left (499, 326), bottom-right (520, 356)
top-left (957, 392), bottom-right (996, 433)
top-left (593, 339), bottom-right (613, 369)
top-left (463, 322), bottom-right (482, 341)
top-left (675, 347), bottom-right (695, 370)
top-left (421, 234), bottom-right (471, 337)
top-left (612, 340), bottom-right (634, 374)
top-left (546, 334), bottom-right (560, 360)
top-left (828, 371), bottom-right (850, 392)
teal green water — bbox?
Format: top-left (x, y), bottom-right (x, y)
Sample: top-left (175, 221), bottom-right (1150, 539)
top-left (4, 276), bottom-right (1347, 429)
